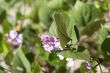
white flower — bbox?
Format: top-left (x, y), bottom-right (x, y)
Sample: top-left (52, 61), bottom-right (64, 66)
top-left (57, 53), bottom-right (64, 60)
top-left (54, 42), bottom-right (63, 50)
top-left (66, 58), bottom-right (75, 68)
top-left (5, 29), bottom-right (23, 47)
top-left (43, 44), bottom-right (54, 53)
top-left (16, 34), bottom-right (23, 44)
top-left (9, 30), bottom-right (18, 39)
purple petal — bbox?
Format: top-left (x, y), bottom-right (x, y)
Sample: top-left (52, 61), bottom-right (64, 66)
top-left (86, 62), bottom-right (91, 70)
top-left (9, 30), bottom-right (18, 39)
top-left (29, 45), bottom-right (35, 51)
top-left (43, 44), bottom-right (54, 52)
top-left (50, 37), bottom-right (55, 42)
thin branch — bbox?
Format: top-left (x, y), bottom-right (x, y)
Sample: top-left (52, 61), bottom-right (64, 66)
top-left (99, 64), bottom-right (102, 73)
top-left (55, 48), bottom-right (76, 53)
top-left (92, 57), bottom-right (103, 73)
top-left (93, 62), bottom-right (100, 70)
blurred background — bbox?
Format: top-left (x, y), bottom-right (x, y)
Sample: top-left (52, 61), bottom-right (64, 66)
top-left (0, 0), bottom-right (110, 73)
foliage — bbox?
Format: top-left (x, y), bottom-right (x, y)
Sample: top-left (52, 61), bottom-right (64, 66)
top-left (0, 0), bottom-right (110, 73)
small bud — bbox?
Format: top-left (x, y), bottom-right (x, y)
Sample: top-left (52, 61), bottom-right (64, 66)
top-left (86, 61), bottom-right (91, 73)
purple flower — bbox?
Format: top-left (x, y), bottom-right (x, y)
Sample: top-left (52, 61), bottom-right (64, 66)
top-left (66, 58), bottom-right (75, 68)
top-left (86, 61), bottom-right (91, 73)
top-left (5, 29), bottom-right (23, 47)
top-left (43, 44), bottom-right (54, 52)
top-left (28, 45), bottom-right (35, 51)
top-left (39, 34), bottom-right (62, 52)
top-left (9, 30), bottom-right (18, 39)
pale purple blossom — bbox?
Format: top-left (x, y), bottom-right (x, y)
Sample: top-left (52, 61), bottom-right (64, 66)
top-left (66, 58), bottom-right (75, 68)
top-left (39, 34), bottom-right (62, 52)
top-left (28, 45), bottom-right (35, 51)
top-left (9, 30), bottom-right (18, 39)
top-left (86, 61), bottom-right (91, 73)
top-left (5, 29), bottom-right (23, 47)
top-left (43, 44), bottom-right (54, 52)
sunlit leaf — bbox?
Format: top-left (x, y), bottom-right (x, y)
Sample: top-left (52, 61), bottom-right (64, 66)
top-left (39, 5), bottom-right (53, 26)
top-left (47, 0), bottom-right (63, 9)
top-left (31, 61), bottom-right (40, 73)
top-left (49, 22), bottom-right (58, 36)
top-left (61, 49), bottom-right (90, 60)
top-left (81, 19), bottom-right (105, 36)
top-left (99, 25), bottom-right (109, 43)
top-left (54, 12), bottom-right (71, 47)
top-left (13, 47), bottom-right (31, 73)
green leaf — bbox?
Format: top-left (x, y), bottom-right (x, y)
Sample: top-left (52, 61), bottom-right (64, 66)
top-left (74, 25), bottom-right (80, 41)
top-left (49, 52), bottom-right (58, 61)
top-left (101, 38), bottom-right (110, 60)
top-left (0, 33), bottom-right (3, 53)
top-left (13, 47), bottom-right (31, 73)
top-left (26, 52), bottom-right (35, 63)
top-left (13, 53), bottom-right (25, 73)
top-left (0, 66), bottom-right (5, 73)
top-left (77, 46), bottom-right (86, 52)
top-left (3, 19), bottom-right (13, 33)
top-left (49, 22), bottom-right (58, 36)
top-left (67, 20), bottom-right (77, 43)
top-left (65, 0), bottom-right (76, 5)
top-left (56, 66), bottom-right (67, 73)
top-left (47, 0), bottom-right (63, 9)
top-left (61, 49), bottom-right (90, 60)
top-left (38, 5), bottom-right (53, 26)
top-left (99, 25), bottom-right (109, 43)
top-left (81, 19), bottom-right (105, 36)
top-left (48, 52), bottom-right (66, 71)
top-left (69, 1), bottom-right (100, 27)
top-left (31, 61), bottom-right (40, 73)
top-left (54, 12), bottom-right (71, 47)
top-left (80, 63), bottom-right (86, 73)
top-left (0, 7), bottom-right (6, 23)
top-left (0, 69), bottom-right (5, 73)
top-left (17, 48), bottom-right (31, 73)
top-left (67, 1), bottom-right (102, 38)
top-left (5, 51), bottom-right (13, 65)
